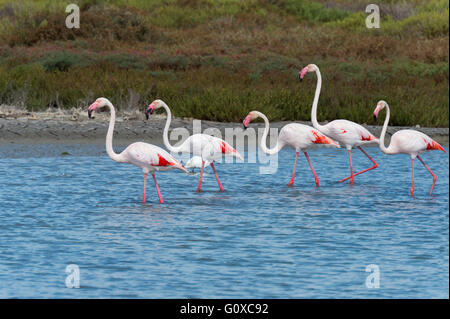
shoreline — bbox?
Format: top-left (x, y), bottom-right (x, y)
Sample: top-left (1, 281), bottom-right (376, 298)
top-left (0, 109), bottom-right (449, 146)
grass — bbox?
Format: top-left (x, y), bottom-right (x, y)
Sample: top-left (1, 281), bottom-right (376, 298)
top-left (0, 0), bottom-right (448, 127)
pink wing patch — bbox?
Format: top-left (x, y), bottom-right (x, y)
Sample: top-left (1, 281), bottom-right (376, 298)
top-left (424, 138), bottom-right (445, 152)
top-left (311, 131), bottom-right (330, 144)
top-left (220, 141), bottom-right (237, 154)
top-left (152, 154), bottom-right (176, 166)
top-left (361, 134), bottom-right (375, 141)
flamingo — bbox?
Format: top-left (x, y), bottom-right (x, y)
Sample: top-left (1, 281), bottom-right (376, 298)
top-left (299, 64), bottom-right (379, 185)
top-left (87, 98), bottom-right (187, 204)
top-left (145, 99), bottom-right (243, 192)
top-left (243, 111), bottom-right (339, 186)
top-left (373, 100), bottom-right (446, 196)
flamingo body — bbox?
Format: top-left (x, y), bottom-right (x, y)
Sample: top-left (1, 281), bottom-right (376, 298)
top-left (122, 142), bottom-right (185, 173)
top-left (383, 129), bottom-right (444, 157)
top-left (319, 119), bottom-right (378, 149)
top-left (186, 156), bottom-right (210, 170)
top-left (276, 123), bottom-right (340, 151)
top-left (172, 133), bottom-right (242, 161)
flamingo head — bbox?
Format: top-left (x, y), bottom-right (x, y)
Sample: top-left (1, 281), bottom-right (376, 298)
top-left (242, 111), bottom-right (259, 130)
top-left (145, 99), bottom-right (164, 120)
top-left (373, 100), bottom-right (388, 120)
top-left (299, 64), bottom-right (318, 82)
top-left (88, 97), bottom-right (107, 119)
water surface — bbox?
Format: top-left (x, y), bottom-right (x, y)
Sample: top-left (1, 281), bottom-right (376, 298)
top-left (0, 143), bottom-right (448, 298)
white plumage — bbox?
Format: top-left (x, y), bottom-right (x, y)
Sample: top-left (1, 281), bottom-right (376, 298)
top-left (243, 110), bottom-right (339, 186)
top-left (374, 100), bottom-right (445, 196)
top-left (186, 156), bottom-right (210, 170)
top-left (146, 99), bottom-right (243, 192)
top-left (300, 63), bottom-right (379, 185)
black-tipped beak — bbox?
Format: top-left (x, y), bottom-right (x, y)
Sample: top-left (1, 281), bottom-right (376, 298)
top-left (373, 114), bottom-right (377, 121)
top-left (243, 124), bottom-right (247, 130)
top-left (145, 109), bottom-right (153, 120)
top-left (299, 75), bottom-right (303, 82)
top-left (88, 110), bottom-right (92, 119)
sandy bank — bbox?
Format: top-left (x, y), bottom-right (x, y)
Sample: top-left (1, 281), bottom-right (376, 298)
top-left (0, 107), bottom-right (448, 146)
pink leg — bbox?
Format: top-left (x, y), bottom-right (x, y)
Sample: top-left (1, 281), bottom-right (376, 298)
top-left (338, 147), bottom-right (378, 183)
top-left (210, 163), bottom-right (224, 192)
top-left (196, 161), bottom-right (205, 192)
top-left (287, 151), bottom-right (299, 186)
top-left (142, 173), bottom-right (147, 204)
top-left (152, 173), bottom-right (164, 204)
top-left (417, 155), bottom-right (437, 195)
top-left (410, 158), bottom-right (415, 197)
top-left (304, 151), bottom-right (319, 187)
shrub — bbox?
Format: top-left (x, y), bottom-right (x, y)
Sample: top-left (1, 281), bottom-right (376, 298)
top-left (284, 0), bottom-right (350, 23)
top-left (0, 0), bottom-right (448, 127)
top-left (39, 52), bottom-right (86, 71)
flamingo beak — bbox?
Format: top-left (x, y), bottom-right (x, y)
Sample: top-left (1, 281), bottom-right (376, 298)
top-left (242, 115), bottom-right (251, 130)
top-left (299, 67), bottom-right (308, 82)
top-left (373, 105), bottom-right (382, 121)
top-left (87, 101), bottom-right (99, 119)
top-left (145, 105), bottom-right (154, 120)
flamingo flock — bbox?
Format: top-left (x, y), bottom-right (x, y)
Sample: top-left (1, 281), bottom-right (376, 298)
top-left (87, 64), bottom-right (446, 203)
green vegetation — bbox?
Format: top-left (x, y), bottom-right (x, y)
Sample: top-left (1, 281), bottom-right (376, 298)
top-left (0, 0), bottom-right (448, 126)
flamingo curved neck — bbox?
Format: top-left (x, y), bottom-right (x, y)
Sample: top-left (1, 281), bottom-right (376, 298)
top-left (104, 101), bottom-right (124, 163)
top-left (256, 111), bottom-right (281, 155)
top-left (379, 105), bottom-right (392, 154)
top-left (161, 102), bottom-right (182, 153)
top-left (311, 67), bottom-right (324, 131)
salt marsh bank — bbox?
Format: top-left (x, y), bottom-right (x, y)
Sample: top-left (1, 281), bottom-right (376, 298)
top-left (0, 108), bottom-right (448, 145)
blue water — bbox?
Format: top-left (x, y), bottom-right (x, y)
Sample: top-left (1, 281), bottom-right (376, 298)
top-left (0, 143), bottom-right (448, 298)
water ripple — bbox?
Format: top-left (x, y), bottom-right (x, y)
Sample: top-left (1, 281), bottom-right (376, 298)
top-left (0, 144), bottom-right (448, 298)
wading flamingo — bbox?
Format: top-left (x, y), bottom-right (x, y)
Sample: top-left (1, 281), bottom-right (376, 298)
top-left (243, 111), bottom-right (339, 186)
top-left (373, 100), bottom-right (446, 196)
top-left (299, 64), bottom-right (379, 185)
top-left (145, 99), bottom-right (243, 192)
top-left (88, 98), bottom-right (187, 204)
